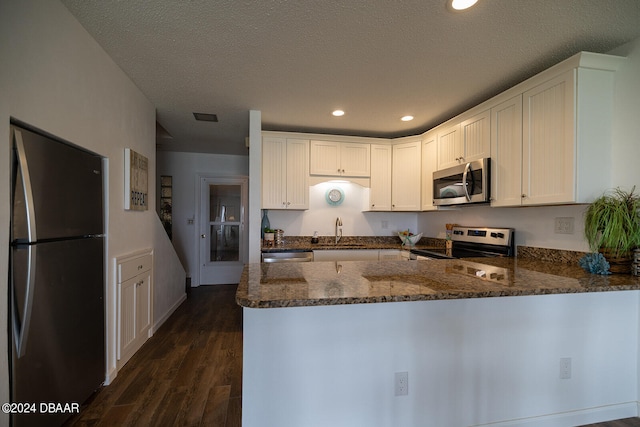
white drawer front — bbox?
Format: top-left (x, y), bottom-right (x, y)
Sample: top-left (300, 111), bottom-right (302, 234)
top-left (118, 254), bottom-right (152, 282)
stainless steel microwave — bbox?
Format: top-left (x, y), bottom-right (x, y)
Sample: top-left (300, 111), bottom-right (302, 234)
top-left (432, 158), bottom-right (490, 206)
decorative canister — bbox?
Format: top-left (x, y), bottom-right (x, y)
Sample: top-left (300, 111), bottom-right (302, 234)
top-left (274, 229), bottom-right (284, 245)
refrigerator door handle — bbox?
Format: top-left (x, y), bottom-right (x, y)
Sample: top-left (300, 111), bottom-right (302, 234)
top-left (14, 129), bottom-right (38, 242)
top-left (12, 245), bottom-right (37, 358)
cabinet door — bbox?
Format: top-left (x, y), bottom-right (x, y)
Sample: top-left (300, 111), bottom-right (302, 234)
top-left (136, 272), bottom-right (151, 341)
top-left (392, 141), bottom-right (421, 211)
top-left (262, 137), bottom-right (287, 209)
top-left (285, 139), bottom-right (309, 209)
top-left (522, 70), bottom-right (575, 205)
top-left (310, 140), bottom-right (341, 175)
top-left (369, 144), bottom-right (392, 211)
top-left (491, 95), bottom-right (523, 207)
top-left (461, 109), bottom-right (490, 162)
top-left (437, 124), bottom-right (462, 170)
top-left (340, 143), bottom-right (370, 176)
top-left (421, 132), bottom-right (438, 211)
top-left (118, 276), bottom-right (137, 360)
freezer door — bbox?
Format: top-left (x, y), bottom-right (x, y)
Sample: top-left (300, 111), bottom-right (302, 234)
top-left (11, 125), bottom-right (103, 242)
top-left (10, 237), bottom-right (105, 427)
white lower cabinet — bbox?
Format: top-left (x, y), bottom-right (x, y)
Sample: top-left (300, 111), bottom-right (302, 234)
top-left (313, 249), bottom-right (400, 262)
top-left (117, 250), bottom-right (152, 369)
top-left (379, 249), bottom-right (402, 260)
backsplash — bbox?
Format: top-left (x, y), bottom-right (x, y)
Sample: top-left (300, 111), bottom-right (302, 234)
top-left (517, 246), bottom-right (587, 265)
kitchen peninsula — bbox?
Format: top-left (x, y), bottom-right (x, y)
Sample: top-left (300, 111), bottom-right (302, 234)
top-left (238, 257), bottom-right (640, 427)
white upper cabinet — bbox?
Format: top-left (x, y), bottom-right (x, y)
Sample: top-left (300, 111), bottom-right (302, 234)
top-left (490, 95), bottom-right (523, 207)
top-left (368, 144), bottom-right (392, 211)
top-left (437, 109), bottom-right (490, 170)
top-left (310, 140), bottom-right (370, 177)
top-left (436, 124), bottom-right (461, 170)
top-left (491, 53), bottom-right (622, 206)
top-left (392, 140), bottom-right (421, 211)
top-left (262, 137), bottom-right (309, 209)
top-left (421, 131), bottom-right (438, 211)
top-left (521, 71), bottom-right (576, 205)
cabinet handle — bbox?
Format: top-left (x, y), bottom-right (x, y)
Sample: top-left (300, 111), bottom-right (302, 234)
top-left (201, 234), bottom-right (206, 238)
top-left (521, 194), bottom-right (527, 198)
top-left (371, 204), bottom-right (375, 207)
top-left (341, 169), bottom-right (345, 173)
top-left (286, 201), bottom-right (291, 206)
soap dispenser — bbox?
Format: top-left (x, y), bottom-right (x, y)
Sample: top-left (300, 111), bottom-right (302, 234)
top-left (311, 231), bottom-right (319, 244)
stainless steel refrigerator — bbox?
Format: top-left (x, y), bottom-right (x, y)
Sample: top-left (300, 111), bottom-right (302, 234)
top-left (9, 124), bottom-right (105, 427)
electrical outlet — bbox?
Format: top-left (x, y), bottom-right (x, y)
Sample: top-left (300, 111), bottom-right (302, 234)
top-left (554, 217), bottom-right (575, 234)
top-left (395, 371), bottom-right (408, 396)
top-left (381, 220), bottom-right (389, 229)
top-left (560, 357), bottom-right (572, 379)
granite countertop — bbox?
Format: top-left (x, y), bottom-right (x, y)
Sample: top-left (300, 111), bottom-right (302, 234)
top-left (236, 257), bottom-right (640, 309)
top-left (261, 235), bottom-right (441, 252)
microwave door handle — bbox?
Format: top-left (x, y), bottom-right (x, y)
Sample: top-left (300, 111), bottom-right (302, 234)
top-left (462, 162), bottom-right (472, 201)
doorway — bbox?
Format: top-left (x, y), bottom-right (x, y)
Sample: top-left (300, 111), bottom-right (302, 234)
top-left (198, 175), bottom-right (248, 285)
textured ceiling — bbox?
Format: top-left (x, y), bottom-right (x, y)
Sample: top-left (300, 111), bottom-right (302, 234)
top-left (60, 0), bottom-right (640, 156)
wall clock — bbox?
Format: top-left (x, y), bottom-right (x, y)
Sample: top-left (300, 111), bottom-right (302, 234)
top-left (325, 187), bottom-right (345, 206)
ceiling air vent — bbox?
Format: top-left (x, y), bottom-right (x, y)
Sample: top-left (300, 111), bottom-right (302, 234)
top-left (193, 112), bottom-right (218, 122)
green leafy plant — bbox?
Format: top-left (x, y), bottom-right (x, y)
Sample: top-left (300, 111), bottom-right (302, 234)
top-left (584, 186), bottom-right (640, 259)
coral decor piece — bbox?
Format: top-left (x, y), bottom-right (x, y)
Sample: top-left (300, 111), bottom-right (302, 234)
top-left (579, 252), bottom-right (612, 275)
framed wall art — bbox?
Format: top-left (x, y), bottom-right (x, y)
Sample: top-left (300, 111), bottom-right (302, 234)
top-left (124, 148), bottom-right (148, 211)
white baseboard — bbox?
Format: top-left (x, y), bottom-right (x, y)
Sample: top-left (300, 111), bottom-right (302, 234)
top-left (104, 366), bottom-right (118, 386)
top-left (152, 293), bottom-right (187, 334)
top-left (473, 402), bottom-right (639, 427)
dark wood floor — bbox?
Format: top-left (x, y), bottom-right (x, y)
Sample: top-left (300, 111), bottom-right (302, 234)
top-left (581, 418), bottom-right (640, 427)
top-left (65, 284), bottom-right (242, 427)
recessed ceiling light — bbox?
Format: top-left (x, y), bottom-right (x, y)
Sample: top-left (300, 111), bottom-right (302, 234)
top-left (332, 110), bottom-right (345, 117)
top-left (401, 115), bottom-right (414, 122)
top-left (450, 0), bottom-right (478, 11)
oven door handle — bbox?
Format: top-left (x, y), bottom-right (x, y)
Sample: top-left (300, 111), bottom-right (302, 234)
top-left (462, 162), bottom-right (472, 201)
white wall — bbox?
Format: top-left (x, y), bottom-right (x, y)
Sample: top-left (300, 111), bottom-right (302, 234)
top-left (156, 151), bottom-right (249, 278)
top-left (266, 181), bottom-right (418, 238)
top-left (418, 204), bottom-right (591, 252)
top-left (0, 0), bottom-right (185, 408)
top-left (244, 291), bottom-right (640, 427)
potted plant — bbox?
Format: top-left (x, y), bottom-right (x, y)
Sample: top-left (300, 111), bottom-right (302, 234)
top-left (584, 186), bottom-right (640, 273)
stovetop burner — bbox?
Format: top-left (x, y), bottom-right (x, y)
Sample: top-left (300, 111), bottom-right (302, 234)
top-left (411, 226), bottom-right (515, 260)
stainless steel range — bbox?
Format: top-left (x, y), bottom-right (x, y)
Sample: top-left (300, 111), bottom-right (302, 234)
top-left (410, 226), bottom-right (515, 260)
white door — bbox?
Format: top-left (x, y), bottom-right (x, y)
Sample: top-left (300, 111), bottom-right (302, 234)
top-left (198, 176), bottom-right (248, 285)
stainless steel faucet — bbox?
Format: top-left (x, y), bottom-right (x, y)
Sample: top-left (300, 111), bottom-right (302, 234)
top-left (335, 217), bottom-right (343, 244)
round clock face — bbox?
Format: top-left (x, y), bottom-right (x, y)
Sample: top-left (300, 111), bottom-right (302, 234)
top-left (326, 188), bottom-right (344, 205)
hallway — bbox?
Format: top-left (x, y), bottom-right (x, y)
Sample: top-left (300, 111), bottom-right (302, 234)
top-left (66, 285), bottom-right (242, 426)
